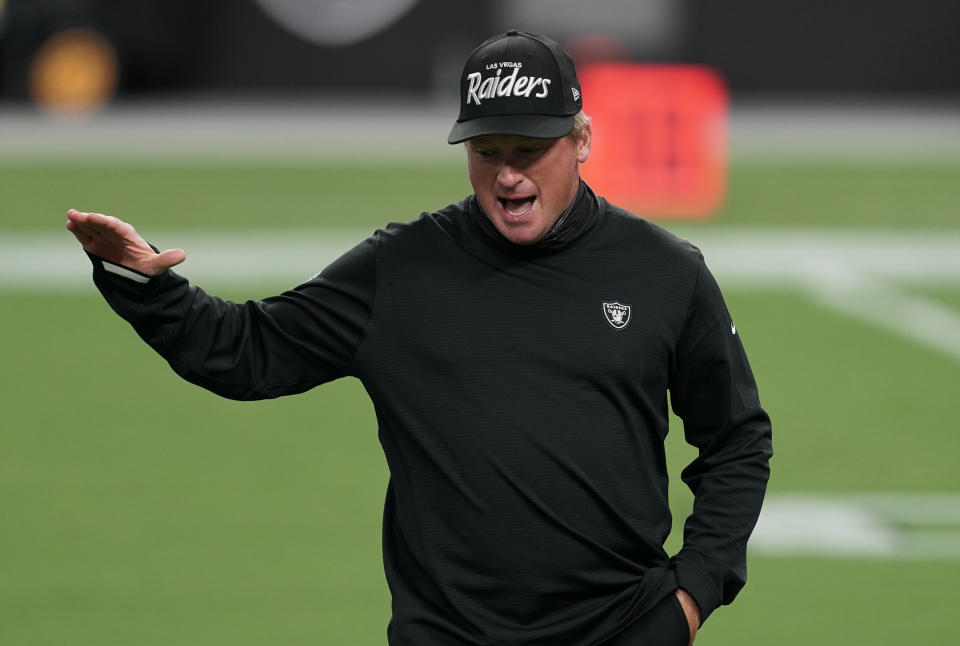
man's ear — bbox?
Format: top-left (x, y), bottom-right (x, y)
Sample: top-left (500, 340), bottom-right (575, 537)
top-left (576, 123), bottom-right (592, 163)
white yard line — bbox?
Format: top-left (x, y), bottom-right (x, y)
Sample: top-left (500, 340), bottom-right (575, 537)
top-left (4, 228), bottom-right (960, 361)
top-left (813, 280), bottom-right (960, 361)
top-left (674, 229), bottom-right (960, 362)
top-left (751, 492), bottom-right (960, 561)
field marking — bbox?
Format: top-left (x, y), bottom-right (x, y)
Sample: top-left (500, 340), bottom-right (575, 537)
top-left (4, 228), bottom-right (960, 361)
top-left (813, 279), bottom-right (960, 361)
top-left (676, 229), bottom-right (960, 363)
top-left (2, 101), bottom-right (958, 162)
top-left (751, 493), bottom-right (960, 561)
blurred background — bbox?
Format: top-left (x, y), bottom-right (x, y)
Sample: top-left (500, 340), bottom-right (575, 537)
top-left (3, 0), bottom-right (960, 105)
top-left (1, 1), bottom-right (959, 645)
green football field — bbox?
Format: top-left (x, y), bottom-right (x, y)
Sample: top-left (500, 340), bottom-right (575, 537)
top-left (2, 158), bottom-right (959, 645)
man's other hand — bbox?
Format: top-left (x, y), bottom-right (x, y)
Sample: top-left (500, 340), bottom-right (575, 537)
top-left (675, 588), bottom-right (700, 645)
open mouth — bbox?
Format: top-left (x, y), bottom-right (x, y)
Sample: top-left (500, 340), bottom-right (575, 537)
top-left (498, 196), bottom-right (536, 218)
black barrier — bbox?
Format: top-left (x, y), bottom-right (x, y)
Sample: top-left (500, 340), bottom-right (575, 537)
top-left (0, 0), bottom-right (494, 104)
top-left (690, 0), bottom-right (960, 94)
top-left (2, 0), bottom-right (958, 106)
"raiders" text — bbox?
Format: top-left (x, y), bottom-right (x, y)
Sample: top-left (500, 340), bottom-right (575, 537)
top-left (466, 67), bottom-right (551, 105)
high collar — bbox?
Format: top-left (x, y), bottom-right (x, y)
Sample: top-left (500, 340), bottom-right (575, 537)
top-left (469, 180), bottom-right (602, 259)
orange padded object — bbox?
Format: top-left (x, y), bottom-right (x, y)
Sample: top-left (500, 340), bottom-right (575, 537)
top-left (579, 64), bottom-right (729, 219)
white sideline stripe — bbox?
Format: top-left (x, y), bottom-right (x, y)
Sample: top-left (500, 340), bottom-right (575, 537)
top-left (2, 101), bottom-right (958, 162)
top-left (751, 493), bottom-right (960, 561)
top-left (11, 228), bottom-right (960, 286)
top-left (5, 228), bottom-right (960, 361)
top-left (0, 230), bottom-right (369, 290)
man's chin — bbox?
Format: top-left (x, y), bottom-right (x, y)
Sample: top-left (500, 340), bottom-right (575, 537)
top-left (497, 223), bottom-right (547, 246)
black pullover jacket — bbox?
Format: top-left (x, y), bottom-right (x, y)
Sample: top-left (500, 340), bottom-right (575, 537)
top-left (88, 182), bottom-right (772, 645)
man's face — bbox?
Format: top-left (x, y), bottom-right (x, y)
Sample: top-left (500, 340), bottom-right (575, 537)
top-left (466, 129), bottom-right (591, 246)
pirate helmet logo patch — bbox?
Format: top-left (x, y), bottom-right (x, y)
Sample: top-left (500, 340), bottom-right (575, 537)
top-left (602, 301), bottom-right (632, 330)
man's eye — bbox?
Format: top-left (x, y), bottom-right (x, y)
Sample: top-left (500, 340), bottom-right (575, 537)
top-left (476, 149), bottom-right (498, 158)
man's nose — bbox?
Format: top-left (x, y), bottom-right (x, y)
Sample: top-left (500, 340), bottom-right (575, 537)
top-left (496, 161), bottom-right (525, 187)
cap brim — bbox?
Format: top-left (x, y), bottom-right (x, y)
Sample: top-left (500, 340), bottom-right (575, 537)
top-left (447, 114), bottom-right (575, 144)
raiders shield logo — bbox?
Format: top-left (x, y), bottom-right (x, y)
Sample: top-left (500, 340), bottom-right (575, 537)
top-left (602, 301), bottom-right (632, 330)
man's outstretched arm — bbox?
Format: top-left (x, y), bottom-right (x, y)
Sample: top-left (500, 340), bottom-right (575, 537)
top-left (65, 208), bottom-right (377, 400)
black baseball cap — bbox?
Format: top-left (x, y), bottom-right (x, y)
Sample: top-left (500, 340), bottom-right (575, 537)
top-left (447, 30), bottom-right (583, 144)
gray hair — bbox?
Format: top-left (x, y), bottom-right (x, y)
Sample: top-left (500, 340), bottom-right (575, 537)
top-left (568, 111), bottom-right (592, 145)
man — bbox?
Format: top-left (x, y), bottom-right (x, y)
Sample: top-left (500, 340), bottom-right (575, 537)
top-left (67, 30), bottom-right (771, 646)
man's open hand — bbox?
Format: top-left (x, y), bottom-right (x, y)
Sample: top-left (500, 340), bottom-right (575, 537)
top-left (66, 209), bottom-right (186, 276)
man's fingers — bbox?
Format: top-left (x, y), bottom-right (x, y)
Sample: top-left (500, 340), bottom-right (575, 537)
top-left (66, 213), bottom-right (108, 249)
top-left (68, 209), bottom-right (130, 237)
top-left (67, 209), bottom-right (124, 256)
top-left (67, 209), bottom-right (105, 228)
top-left (66, 209), bottom-right (94, 236)
top-left (67, 209), bottom-right (114, 240)
top-left (65, 219), bottom-right (94, 246)
top-left (68, 208), bottom-right (108, 224)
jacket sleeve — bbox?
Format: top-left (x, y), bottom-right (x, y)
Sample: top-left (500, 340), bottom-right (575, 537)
top-left (668, 253), bottom-right (773, 622)
top-left (87, 234), bottom-right (378, 401)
